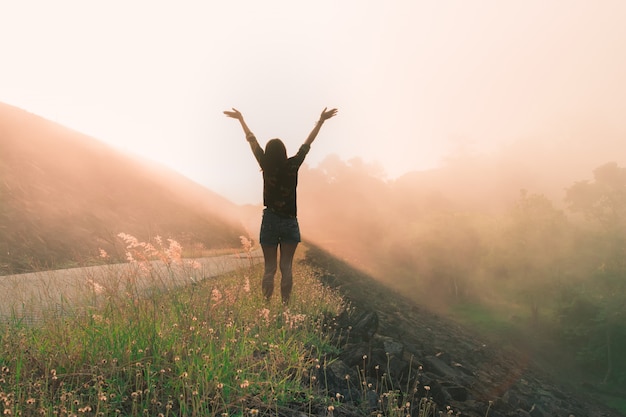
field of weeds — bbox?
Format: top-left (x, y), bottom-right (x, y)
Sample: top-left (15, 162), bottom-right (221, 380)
top-left (0, 235), bottom-right (347, 416)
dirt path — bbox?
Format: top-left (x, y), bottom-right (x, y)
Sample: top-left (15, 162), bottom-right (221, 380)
top-left (0, 249), bottom-right (263, 323)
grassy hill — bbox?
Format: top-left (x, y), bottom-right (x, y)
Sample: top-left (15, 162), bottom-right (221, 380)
top-left (1, 102), bottom-right (623, 415)
top-left (0, 102), bottom-right (246, 274)
top-left (0, 237), bottom-right (621, 416)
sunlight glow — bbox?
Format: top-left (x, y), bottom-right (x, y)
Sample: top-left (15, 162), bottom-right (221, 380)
top-left (2, 0), bottom-right (626, 204)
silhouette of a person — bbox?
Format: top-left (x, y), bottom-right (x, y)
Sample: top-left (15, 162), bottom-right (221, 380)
top-left (224, 107), bottom-right (338, 304)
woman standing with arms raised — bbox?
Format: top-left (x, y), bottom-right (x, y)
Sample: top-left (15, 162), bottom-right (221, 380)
top-left (224, 107), bottom-right (338, 304)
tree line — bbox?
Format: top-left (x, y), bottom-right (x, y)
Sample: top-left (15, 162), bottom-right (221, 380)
top-left (299, 156), bottom-right (626, 388)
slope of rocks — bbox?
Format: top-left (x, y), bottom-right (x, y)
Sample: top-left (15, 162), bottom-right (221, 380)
top-left (303, 246), bottom-right (624, 417)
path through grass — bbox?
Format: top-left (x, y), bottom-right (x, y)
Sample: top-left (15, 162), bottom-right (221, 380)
top-left (0, 235), bottom-right (345, 416)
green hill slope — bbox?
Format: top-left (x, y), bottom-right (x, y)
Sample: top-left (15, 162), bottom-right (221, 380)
top-left (0, 102), bottom-right (245, 274)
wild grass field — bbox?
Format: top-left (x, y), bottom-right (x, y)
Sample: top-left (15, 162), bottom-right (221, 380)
top-left (0, 236), bottom-right (448, 417)
top-left (0, 236), bottom-right (327, 416)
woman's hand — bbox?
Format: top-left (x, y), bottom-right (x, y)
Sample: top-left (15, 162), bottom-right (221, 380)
top-left (224, 108), bottom-right (254, 139)
top-left (319, 107), bottom-right (338, 122)
top-left (305, 107), bottom-right (338, 146)
top-left (223, 108), bottom-right (244, 121)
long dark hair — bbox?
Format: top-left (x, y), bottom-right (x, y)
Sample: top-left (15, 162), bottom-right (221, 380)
top-left (262, 138), bottom-right (287, 172)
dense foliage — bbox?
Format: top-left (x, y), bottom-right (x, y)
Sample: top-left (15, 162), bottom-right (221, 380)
top-left (299, 159), bottom-right (626, 389)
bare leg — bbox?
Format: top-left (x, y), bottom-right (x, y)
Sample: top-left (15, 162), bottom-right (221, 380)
top-left (279, 242), bottom-right (298, 304)
top-left (261, 244), bottom-right (278, 300)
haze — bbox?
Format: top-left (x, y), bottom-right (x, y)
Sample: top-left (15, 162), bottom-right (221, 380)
top-left (2, 1), bottom-right (626, 204)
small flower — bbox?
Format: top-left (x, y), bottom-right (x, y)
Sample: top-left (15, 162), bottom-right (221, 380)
top-left (259, 308), bottom-right (271, 325)
top-left (211, 288), bottom-right (223, 303)
top-left (239, 236), bottom-right (253, 252)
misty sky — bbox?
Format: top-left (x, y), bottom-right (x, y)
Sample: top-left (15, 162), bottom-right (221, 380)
top-left (2, 1), bottom-right (626, 204)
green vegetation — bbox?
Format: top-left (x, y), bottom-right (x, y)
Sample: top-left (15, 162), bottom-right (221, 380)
top-left (449, 303), bottom-right (515, 339)
top-left (0, 235), bottom-right (340, 416)
top-left (0, 236), bottom-right (449, 417)
top-left (4, 104), bottom-right (625, 413)
top-left (300, 159), bottom-right (626, 411)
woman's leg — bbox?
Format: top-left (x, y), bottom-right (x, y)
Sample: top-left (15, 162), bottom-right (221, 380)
top-left (261, 244), bottom-right (278, 300)
top-left (279, 242), bottom-right (298, 304)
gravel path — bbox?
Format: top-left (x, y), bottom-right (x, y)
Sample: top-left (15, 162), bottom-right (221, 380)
top-left (0, 249), bottom-right (263, 323)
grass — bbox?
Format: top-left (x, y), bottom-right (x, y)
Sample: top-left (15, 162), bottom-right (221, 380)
top-left (0, 235), bottom-right (344, 416)
top-left (448, 302), bottom-right (515, 336)
top-left (598, 394), bottom-right (626, 415)
top-left (0, 235), bottom-right (449, 417)
top-left (448, 303), bottom-right (626, 416)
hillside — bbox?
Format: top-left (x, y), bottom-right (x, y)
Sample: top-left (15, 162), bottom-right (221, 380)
top-left (0, 102), bottom-right (245, 274)
top-left (296, 155), bottom-right (626, 415)
top-left (303, 245), bottom-right (625, 417)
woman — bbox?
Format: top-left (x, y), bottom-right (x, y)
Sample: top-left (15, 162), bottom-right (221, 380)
top-left (224, 107), bottom-right (338, 304)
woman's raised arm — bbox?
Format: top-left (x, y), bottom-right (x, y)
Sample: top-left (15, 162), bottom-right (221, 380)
top-left (224, 108), bottom-right (255, 141)
top-left (304, 107), bottom-right (338, 146)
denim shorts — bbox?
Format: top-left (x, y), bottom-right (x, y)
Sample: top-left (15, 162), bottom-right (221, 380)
top-left (260, 208), bottom-right (301, 245)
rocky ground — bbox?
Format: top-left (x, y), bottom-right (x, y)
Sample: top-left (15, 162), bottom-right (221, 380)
top-left (302, 246), bottom-right (624, 417)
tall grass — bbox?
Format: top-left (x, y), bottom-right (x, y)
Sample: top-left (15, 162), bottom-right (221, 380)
top-left (0, 235), bottom-right (345, 416)
top-left (0, 235), bottom-right (457, 417)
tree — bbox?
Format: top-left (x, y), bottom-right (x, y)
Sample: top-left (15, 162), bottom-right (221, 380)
top-left (495, 190), bottom-right (569, 325)
top-left (393, 210), bottom-right (484, 305)
top-left (565, 162), bottom-right (626, 384)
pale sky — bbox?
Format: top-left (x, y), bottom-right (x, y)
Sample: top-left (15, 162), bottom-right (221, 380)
top-left (2, 1), bottom-right (625, 204)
